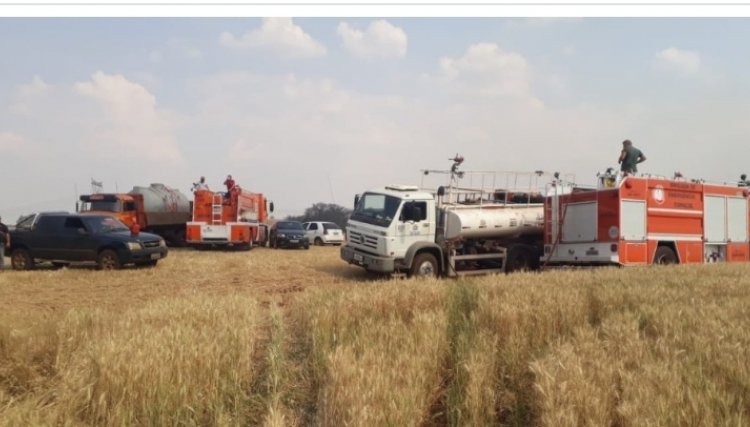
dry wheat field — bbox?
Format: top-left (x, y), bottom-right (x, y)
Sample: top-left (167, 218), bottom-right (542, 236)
top-left (1, 247), bottom-right (749, 426)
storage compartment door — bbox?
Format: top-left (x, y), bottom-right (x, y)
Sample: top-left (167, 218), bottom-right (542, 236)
top-left (621, 200), bottom-right (646, 241)
top-left (562, 202), bottom-right (597, 242)
top-left (704, 196), bottom-right (727, 243)
top-left (727, 197), bottom-right (748, 243)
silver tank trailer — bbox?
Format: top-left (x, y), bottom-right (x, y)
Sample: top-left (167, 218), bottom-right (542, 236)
top-left (442, 204), bottom-right (544, 241)
top-left (129, 183), bottom-right (191, 226)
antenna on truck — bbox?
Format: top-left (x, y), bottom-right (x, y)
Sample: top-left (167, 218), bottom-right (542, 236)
top-left (91, 178), bottom-right (103, 194)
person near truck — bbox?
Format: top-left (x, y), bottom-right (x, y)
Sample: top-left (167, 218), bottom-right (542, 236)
top-left (223, 175), bottom-right (236, 202)
top-left (192, 176), bottom-right (209, 193)
top-left (618, 139), bottom-right (646, 175)
top-left (0, 216), bottom-right (9, 270)
top-left (224, 175), bottom-right (236, 193)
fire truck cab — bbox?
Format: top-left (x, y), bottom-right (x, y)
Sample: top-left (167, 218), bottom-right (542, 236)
top-left (544, 173), bottom-right (750, 266)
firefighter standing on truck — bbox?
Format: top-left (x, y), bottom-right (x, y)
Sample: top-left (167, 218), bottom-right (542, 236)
top-left (618, 139), bottom-right (646, 175)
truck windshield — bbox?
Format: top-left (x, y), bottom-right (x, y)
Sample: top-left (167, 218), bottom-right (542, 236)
top-left (351, 193), bottom-right (401, 227)
top-left (81, 200), bottom-right (122, 212)
top-left (83, 216), bottom-right (130, 234)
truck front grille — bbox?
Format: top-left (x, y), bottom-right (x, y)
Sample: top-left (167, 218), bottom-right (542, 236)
top-left (349, 230), bottom-right (378, 249)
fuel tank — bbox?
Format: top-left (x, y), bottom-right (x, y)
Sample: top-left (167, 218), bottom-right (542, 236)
top-left (130, 183), bottom-right (191, 226)
top-left (442, 203), bottom-right (544, 240)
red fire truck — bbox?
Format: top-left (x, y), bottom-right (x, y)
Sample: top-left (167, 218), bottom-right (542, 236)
top-left (543, 172), bottom-right (750, 266)
top-left (186, 186), bottom-right (273, 249)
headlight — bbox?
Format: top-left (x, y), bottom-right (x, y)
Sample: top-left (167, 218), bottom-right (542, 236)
top-left (127, 242), bottom-right (143, 251)
top-left (159, 239), bottom-right (167, 247)
top-left (278, 233), bottom-right (286, 238)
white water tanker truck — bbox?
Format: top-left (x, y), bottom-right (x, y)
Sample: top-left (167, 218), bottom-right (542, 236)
top-left (340, 157), bottom-right (574, 277)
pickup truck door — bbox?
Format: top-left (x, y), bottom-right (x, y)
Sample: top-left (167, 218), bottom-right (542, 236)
top-left (32, 216), bottom-right (65, 260)
top-left (58, 217), bottom-right (95, 261)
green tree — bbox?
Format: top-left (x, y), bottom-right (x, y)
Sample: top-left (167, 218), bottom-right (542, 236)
top-left (286, 203), bottom-right (352, 228)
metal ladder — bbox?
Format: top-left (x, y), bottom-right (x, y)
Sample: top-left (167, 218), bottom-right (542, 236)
top-left (211, 194), bottom-right (223, 224)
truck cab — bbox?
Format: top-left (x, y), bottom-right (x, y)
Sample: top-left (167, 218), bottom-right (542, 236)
top-left (341, 185), bottom-right (440, 276)
top-left (79, 193), bottom-right (138, 227)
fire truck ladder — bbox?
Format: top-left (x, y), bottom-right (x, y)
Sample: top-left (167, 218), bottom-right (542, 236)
top-left (211, 194), bottom-right (224, 225)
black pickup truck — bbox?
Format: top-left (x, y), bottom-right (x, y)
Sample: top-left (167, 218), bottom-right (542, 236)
top-left (9, 212), bottom-right (168, 270)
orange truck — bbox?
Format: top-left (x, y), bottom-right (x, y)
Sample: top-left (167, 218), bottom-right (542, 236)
top-left (186, 186), bottom-right (273, 249)
top-left (544, 172), bottom-right (750, 266)
top-left (79, 184), bottom-right (191, 246)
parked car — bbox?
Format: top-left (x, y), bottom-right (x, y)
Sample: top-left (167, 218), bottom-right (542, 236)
top-left (9, 212), bottom-right (168, 270)
top-left (269, 221), bottom-right (309, 249)
top-left (303, 221), bottom-right (344, 246)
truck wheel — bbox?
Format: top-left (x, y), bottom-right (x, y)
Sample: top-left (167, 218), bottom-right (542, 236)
top-left (314, 237), bottom-right (324, 246)
top-left (11, 249), bottom-right (34, 270)
top-left (97, 250), bottom-right (122, 270)
top-left (506, 246), bottom-right (537, 273)
top-left (410, 253), bottom-right (438, 278)
top-left (654, 246), bottom-right (678, 265)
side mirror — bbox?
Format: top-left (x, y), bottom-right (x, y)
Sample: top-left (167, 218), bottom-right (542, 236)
top-left (354, 194), bottom-right (360, 208)
top-left (269, 202), bottom-right (274, 213)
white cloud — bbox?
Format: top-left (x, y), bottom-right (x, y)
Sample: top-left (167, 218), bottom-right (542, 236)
top-left (0, 131), bottom-right (26, 150)
top-left (219, 18), bottom-right (326, 59)
top-left (655, 47), bottom-right (701, 74)
top-left (337, 20), bottom-right (407, 59)
top-left (436, 42), bottom-right (542, 107)
top-left (9, 75), bottom-right (50, 115)
top-left (74, 71), bottom-right (183, 163)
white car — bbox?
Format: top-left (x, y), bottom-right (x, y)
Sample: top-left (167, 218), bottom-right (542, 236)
top-left (303, 221), bottom-right (345, 246)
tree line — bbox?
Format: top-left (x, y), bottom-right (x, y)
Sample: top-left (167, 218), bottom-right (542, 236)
top-left (285, 203), bottom-right (352, 228)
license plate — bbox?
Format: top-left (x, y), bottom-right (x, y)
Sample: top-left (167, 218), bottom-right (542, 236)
top-left (353, 253), bottom-right (363, 262)
top-left (150, 253), bottom-right (161, 260)
top-left (289, 240), bottom-right (298, 243)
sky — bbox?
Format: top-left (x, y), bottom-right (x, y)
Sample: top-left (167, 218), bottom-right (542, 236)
top-left (2, 17), bottom-right (750, 221)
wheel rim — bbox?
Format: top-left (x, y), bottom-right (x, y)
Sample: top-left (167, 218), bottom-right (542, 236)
top-left (100, 254), bottom-right (117, 270)
top-left (416, 260), bottom-right (435, 276)
top-left (12, 252), bottom-right (28, 269)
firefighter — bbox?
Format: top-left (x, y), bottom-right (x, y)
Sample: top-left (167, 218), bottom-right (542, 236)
top-left (223, 175), bottom-right (236, 203)
top-left (224, 175), bottom-right (236, 193)
top-left (192, 176), bottom-right (209, 193)
top-left (618, 139), bottom-right (646, 175)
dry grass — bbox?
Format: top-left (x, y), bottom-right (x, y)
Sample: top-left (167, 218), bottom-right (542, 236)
top-left (2, 247), bottom-right (750, 426)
